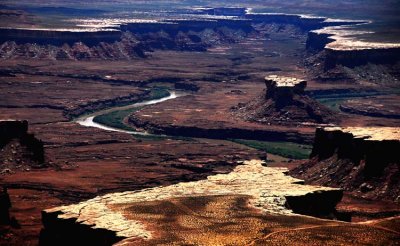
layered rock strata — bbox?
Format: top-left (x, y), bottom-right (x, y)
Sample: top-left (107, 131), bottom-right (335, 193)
top-left (306, 25), bottom-right (400, 69)
top-left (0, 18), bottom-right (254, 60)
top-left (290, 127), bottom-right (400, 201)
top-left (0, 28), bottom-right (122, 46)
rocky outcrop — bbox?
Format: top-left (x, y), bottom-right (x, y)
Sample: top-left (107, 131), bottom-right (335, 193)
top-left (40, 160), bottom-right (343, 245)
top-left (232, 75), bottom-right (337, 125)
top-left (290, 127), bottom-right (400, 201)
top-left (0, 120), bottom-right (28, 148)
top-left (0, 120), bottom-right (45, 167)
top-left (285, 190), bottom-right (348, 220)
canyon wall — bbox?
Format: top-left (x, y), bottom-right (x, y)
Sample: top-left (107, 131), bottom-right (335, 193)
top-left (306, 30), bottom-right (400, 69)
top-left (290, 127), bottom-right (400, 201)
top-left (128, 116), bottom-right (314, 144)
top-left (121, 19), bottom-right (254, 35)
top-left (0, 28), bottom-right (122, 46)
top-left (310, 127), bottom-right (399, 177)
top-left (0, 120), bottom-right (44, 164)
top-left (324, 47), bottom-right (400, 69)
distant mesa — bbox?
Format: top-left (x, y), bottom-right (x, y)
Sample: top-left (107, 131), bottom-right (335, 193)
top-left (306, 26), bottom-right (400, 69)
top-left (232, 75), bottom-right (337, 125)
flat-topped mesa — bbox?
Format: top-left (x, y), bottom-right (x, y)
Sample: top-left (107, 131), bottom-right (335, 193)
top-left (290, 127), bottom-right (400, 201)
top-left (306, 27), bottom-right (400, 69)
top-left (264, 75), bottom-right (307, 101)
top-left (232, 75), bottom-right (336, 125)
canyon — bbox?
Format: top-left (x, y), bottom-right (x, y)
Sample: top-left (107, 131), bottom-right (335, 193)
top-left (0, 2), bottom-right (399, 245)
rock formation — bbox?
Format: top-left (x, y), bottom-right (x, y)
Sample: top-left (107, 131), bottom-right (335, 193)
top-left (306, 26), bottom-right (400, 69)
top-left (0, 28), bottom-right (122, 46)
top-left (232, 75), bottom-right (337, 125)
top-left (40, 160), bottom-right (343, 245)
top-left (290, 127), bottom-right (400, 201)
top-left (0, 120), bottom-right (45, 172)
top-left (0, 18), bottom-right (254, 60)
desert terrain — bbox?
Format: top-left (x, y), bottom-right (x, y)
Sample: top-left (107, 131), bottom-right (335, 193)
top-left (0, 1), bottom-right (399, 245)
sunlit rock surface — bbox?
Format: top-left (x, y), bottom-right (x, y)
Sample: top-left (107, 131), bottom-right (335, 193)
top-left (306, 24), bottom-right (400, 68)
top-left (42, 160), bottom-right (341, 243)
top-left (264, 75), bottom-right (307, 99)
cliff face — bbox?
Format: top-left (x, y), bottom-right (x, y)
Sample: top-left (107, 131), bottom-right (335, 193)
top-left (0, 120), bottom-right (28, 148)
top-left (306, 29), bottom-right (400, 69)
top-left (121, 19), bottom-right (254, 35)
top-left (324, 47), bottom-right (400, 69)
top-left (306, 31), bottom-right (335, 51)
top-left (0, 19), bottom-right (253, 60)
top-left (246, 14), bottom-right (325, 31)
top-left (290, 127), bottom-right (400, 201)
top-left (0, 28), bottom-right (122, 46)
top-left (0, 120), bottom-right (45, 169)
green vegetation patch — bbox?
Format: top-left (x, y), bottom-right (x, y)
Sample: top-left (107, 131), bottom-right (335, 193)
top-left (93, 107), bottom-right (140, 132)
top-left (317, 98), bottom-right (348, 111)
top-left (148, 87), bottom-right (171, 100)
top-left (231, 139), bottom-right (312, 159)
top-left (93, 87), bottom-right (170, 131)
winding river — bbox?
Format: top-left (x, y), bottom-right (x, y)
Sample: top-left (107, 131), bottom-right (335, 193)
top-left (75, 91), bottom-right (183, 135)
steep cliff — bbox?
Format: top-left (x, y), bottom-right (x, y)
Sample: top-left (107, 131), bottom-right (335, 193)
top-left (0, 18), bottom-right (253, 60)
top-left (290, 127), bottom-right (400, 201)
top-left (0, 120), bottom-right (45, 171)
top-left (0, 28), bottom-right (122, 46)
top-left (324, 47), bottom-right (400, 69)
top-left (306, 26), bottom-right (400, 69)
